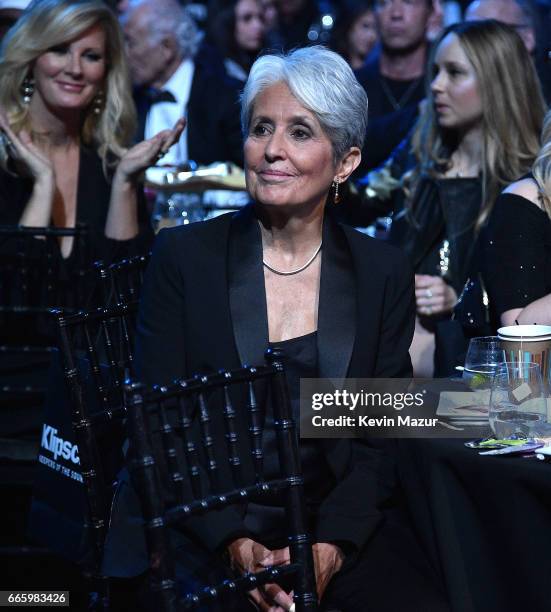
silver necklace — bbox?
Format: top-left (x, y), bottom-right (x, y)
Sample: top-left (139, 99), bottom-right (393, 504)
top-left (263, 242), bottom-right (322, 276)
top-left (379, 76), bottom-right (422, 112)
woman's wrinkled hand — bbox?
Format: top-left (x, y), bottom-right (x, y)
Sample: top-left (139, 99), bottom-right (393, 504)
top-left (0, 112), bottom-right (53, 182)
top-left (312, 542), bottom-right (344, 601)
top-left (415, 274), bottom-right (458, 316)
top-left (228, 538), bottom-right (294, 611)
top-left (115, 117), bottom-right (186, 181)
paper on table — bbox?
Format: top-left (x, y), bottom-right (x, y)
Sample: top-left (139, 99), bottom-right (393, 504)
top-left (512, 382), bottom-right (532, 402)
top-left (436, 390), bottom-right (491, 417)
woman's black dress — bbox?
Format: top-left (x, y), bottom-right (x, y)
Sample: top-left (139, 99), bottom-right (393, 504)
top-left (482, 192), bottom-right (551, 319)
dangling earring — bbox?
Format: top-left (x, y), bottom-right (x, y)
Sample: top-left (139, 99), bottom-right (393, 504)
top-left (21, 76), bottom-right (34, 104)
top-left (92, 90), bottom-right (104, 115)
top-left (332, 178), bottom-right (341, 204)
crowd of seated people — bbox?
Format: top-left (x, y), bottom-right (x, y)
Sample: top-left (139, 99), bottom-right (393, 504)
top-left (2, 0), bottom-right (551, 609)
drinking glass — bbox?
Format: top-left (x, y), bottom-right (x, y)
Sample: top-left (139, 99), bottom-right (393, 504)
top-left (463, 336), bottom-right (505, 390)
top-left (489, 362), bottom-right (548, 438)
top-left (152, 192), bottom-right (204, 231)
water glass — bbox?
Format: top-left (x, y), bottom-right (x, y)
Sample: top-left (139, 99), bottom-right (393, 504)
top-left (152, 192), bottom-right (204, 231)
top-left (489, 362), bottom-right (548, 438)
top-left (463, 336), bottom-right (505, 390)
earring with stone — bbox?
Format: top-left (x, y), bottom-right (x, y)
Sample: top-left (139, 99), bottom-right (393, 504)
top-left (92, 90), bottom-right (104, 115)
top-left (332, 178), bottom-right (341, 204)
top-left (21, 76), bottom-right (34, 104)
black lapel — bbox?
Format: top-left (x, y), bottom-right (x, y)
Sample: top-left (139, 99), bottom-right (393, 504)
top-left (317, 212), bottom-right (356, 379)
top-left (228, 205), bottom-right (269, 366)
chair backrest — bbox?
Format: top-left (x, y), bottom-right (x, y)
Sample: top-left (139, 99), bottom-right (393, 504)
top-left (95, 253), bottom-right (150, 307)
top-left (124, 348), bottom-right (318, 612)
top-left (0, 224), bottom-right (90, 398)
top-left (50, 302), bottom-right (138, 580)
top-left (0, 224), bottom-right (89, 316)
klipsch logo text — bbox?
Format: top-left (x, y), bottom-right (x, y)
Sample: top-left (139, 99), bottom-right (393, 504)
top-left (41, 425), bottom-right (80, 465)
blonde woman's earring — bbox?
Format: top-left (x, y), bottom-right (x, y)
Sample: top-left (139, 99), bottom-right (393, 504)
top-left (21, 77), bottom-right (34, 104)
top-left (92, 90), bottom-right (104, 115)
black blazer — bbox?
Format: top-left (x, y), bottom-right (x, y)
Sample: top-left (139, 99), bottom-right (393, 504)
top-left (134, 55), bottom-right (244, 168)
top-left (103, 205), bottom-right (415, 577)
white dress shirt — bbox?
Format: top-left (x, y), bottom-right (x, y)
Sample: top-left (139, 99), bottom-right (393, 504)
top-left (144, 58), bottom-right (195, 168)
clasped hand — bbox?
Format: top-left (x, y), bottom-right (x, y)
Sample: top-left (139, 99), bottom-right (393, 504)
top-left (227, 537), bottom-right (344, 611)
top-left (415, 274), bottom-right (457, 317)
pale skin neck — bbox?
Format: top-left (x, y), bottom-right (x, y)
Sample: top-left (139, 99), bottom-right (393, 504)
top-left (257, 201), bottom-right (324, 260)
top-left (28, 95), bottom-right (81, 150)
top-left (448, 123), bottom-right (483, 176)
top-left (150, 52), bottom-right (184, 89)
top-left (379, 44), bottom-right (427, 80)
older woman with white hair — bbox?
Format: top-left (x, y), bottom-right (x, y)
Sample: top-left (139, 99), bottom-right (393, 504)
top-left (104, 46), bottom-right (447, 612)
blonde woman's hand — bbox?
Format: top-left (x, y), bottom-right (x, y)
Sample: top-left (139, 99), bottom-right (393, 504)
top-left (0, 112), bottom-right (53, 183)
top-left (415, 274), bottom-right (458, 316)
top-left (115, 117), bottom-right (186, 181)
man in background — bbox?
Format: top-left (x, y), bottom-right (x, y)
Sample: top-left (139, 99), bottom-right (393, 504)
top-left (465, 0), bottom-right (551, 102)
top-left (122, 0), bottom-right (243, 170)
top-left (355, 0), bottom-right (434, 174)
top-left (0, 0), bottom-right (29, 41)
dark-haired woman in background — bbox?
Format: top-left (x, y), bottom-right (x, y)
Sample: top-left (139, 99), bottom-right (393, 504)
top-left (208, 0), bottom-right (266, 82)
top-left (331, 0), bottom-right (378, 70)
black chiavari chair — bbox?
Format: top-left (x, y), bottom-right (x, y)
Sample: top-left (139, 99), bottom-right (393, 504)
top-left (0, 224), bottom-right (89, 400)
top-left (31, 302), bottom-right (138, 611)
top-left (95, 253), bottom-right (150, 307)
top-left (124, 348), bottom-right (318, 612)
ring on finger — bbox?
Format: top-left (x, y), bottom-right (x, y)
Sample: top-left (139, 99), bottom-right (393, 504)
top-left (426, 289), bottom-right (433, 298)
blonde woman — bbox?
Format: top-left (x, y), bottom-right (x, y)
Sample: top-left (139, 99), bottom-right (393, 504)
top-left (356, 20), bottom-right (545, 375)
top-left (483, 108), bottom-right (551, 326)
top-left (0, 0), bottom-right (183, 263)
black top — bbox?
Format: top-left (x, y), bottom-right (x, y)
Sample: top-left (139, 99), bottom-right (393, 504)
top-left (390, 175), bottom-right (482, 296)
top-left (482, 192), bottom-right (551, 316)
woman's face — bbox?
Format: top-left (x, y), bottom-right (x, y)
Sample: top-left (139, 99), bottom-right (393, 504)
top-left (235, 0), bottom-right (265, 52)
top-left (431, 33), bottom-right (483, 132)
top-left (244, 82), bottom-right (338, 212)
top-left (32, 24), bottom-right (107, 115)
top-left (348, 10), bottom-right (378, 60)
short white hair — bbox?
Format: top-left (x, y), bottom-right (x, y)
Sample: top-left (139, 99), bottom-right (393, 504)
top-left (241, 46), bottom-right (368, 161)
top-left (124, 0), bottom-right (201, 59)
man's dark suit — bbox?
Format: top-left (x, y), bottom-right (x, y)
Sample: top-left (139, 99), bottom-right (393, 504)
top-left (102, 204), bottom-right (416, 581)
top-left (134, 52), bottom-right (244, 168)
